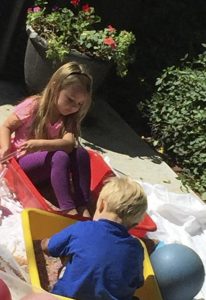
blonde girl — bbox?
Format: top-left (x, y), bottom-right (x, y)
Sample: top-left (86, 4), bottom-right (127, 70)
top-left (0, 62), bottom-right (93, 217)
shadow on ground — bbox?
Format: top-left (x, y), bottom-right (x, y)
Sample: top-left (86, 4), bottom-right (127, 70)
top-left (0, 81), bottom-right (27, 105)
top-left (82, 96), bottom-right (162, 161)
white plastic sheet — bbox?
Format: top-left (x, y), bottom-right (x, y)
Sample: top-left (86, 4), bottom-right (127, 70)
top-left (141, 181), bottom-right (206, 300)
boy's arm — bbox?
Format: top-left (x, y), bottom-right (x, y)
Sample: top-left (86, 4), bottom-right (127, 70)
top-left (41, 238), bottom-right (71, 266)
top-left (0, 113), bottom-right (22, 157)
top-left (41, 223), bottom-right (77, 258)
top-left (19, 132), bottom-right (75, 155)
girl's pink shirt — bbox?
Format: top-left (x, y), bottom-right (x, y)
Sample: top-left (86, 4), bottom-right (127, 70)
top-left (12, 98), bottom-right (63, 150)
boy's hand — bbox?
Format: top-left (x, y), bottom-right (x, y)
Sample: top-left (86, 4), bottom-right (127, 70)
top-left (60, 256), bottom-right (70, 266)
top-left (41, 238), bottom-right (50, 255)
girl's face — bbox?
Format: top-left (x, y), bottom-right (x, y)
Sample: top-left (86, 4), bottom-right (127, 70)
top-left (56, 84), bottom-right (88, 116)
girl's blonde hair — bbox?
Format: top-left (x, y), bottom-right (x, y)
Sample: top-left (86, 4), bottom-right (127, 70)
top-left (31, 61), bottom-right (92, 140)
top-left (99, 176), bottom-right (148, 229)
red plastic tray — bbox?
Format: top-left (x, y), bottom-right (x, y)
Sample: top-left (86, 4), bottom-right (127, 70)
top-left (4, 149), bottom-right (156, 237)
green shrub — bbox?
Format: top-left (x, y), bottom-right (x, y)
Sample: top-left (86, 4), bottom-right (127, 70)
top-left (143, 54), bottom-right (206, 198)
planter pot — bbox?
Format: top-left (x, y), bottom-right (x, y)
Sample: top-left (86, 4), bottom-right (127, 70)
top-left (24, 27), bottom-right (112, 94)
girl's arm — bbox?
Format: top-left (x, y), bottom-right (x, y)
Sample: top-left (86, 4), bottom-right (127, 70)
top-left (0, 113), bottom-right (22, 157)
top-left (19, 132), bottom-right (75, 154)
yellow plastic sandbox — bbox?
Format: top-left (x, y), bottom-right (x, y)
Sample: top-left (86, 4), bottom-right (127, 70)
top-left (21, 208), bottom-right (162, 300)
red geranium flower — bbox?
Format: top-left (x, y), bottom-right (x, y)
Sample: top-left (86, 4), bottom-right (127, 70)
top-left (71, 0), bottom-right (80, 7)
top-left (27, 7), bottom-right (33, 13)
top-left (108, 25), bottom-right (116, 32)
top-left (103, 37), bottom-right (117, 49)
top-left (82, 4), bottom-right (90, 12)
top-left (33, 6), bottom-right (41, 12)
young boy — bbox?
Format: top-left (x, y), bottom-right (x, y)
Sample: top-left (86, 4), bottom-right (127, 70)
top-left (41, 176), bottom-right (148, 300)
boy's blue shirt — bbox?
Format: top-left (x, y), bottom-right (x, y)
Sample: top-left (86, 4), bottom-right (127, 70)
top-left (48, 219), bottom-right (144, 300)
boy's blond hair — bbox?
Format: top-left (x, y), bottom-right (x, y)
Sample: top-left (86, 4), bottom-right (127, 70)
top-left (99, 176), bottom-right (148, 229)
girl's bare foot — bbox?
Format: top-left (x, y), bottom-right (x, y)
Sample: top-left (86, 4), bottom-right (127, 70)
top-left (77, 206), bottom-right (91, 218)
top-left (62, 208), bottom-right (78, 216)
top-left (44, 198), bottom-right (60, 211)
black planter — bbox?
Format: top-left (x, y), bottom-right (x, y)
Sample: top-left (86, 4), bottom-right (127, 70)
top-left (24, 28), bottom-right (112, 94)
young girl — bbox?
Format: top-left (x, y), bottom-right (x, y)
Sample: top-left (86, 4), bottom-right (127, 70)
top-left (0, 62), bottom-right (92, 217)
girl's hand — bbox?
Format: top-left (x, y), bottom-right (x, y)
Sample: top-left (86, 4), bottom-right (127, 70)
top-left (0, 148), bottom-right (10, 169)
top-left (18, 139), bottom-right (42, 156)
top-left (0, 147), bottom-right (10, 160)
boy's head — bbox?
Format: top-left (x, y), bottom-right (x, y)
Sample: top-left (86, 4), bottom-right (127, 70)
top-left (94, 176), bottom-right (148, 229)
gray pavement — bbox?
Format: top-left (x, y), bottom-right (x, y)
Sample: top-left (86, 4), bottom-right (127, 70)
top-left (0, 80), bottom-right (189, 194)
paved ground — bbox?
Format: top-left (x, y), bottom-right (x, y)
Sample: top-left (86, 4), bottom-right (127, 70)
top-left (0, 80), bottom-right (189, 194)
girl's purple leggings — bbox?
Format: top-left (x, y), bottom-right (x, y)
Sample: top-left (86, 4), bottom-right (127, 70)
top-left (18, 147), bottom-right (91, 211)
